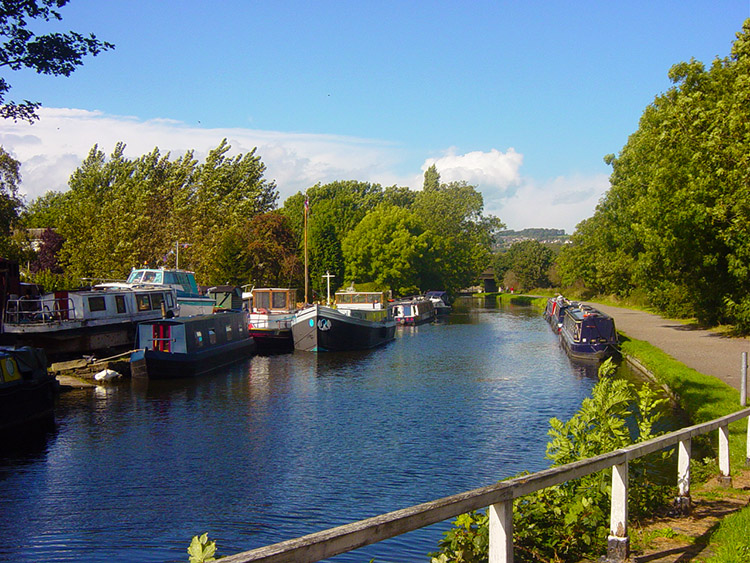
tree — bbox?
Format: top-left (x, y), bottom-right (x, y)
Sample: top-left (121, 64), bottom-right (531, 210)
top-left (281, 180), bottom-right (385, 296)
top-left (0, 0), bottom-right (114, 122)
top-left (412, 179), bottom-right (503, 293)
top-left (21, 190), bottom-right (68, 228)
top-left (56, 141), bottom-right (278, 283)
top-left (342, 204), bottom-right (433, 295)
top-left (30, 227), bottom-right (64, 273)
top-left (495, 240), bottom-right (554, 291)
top-left (214, 212), bottom-right (301, 287)
top-left (557, 19), bottom-right (750, 328)
top-left (423, 164), bottom-right (440, 191)
top-left (0, 146), bottom-right (22, 234)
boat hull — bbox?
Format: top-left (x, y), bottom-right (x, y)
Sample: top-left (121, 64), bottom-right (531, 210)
top-left (0, 347), bottom-right (57, 434)
top-left (131, 310), bottom-right (256, 379)
top-left (132, 338), bottom-right (256, 379)
top-left (291, 305), bottom-right (396, 352)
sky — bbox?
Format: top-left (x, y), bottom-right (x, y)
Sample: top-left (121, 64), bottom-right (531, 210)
top-left (1, 1), bottom-right (749, 234)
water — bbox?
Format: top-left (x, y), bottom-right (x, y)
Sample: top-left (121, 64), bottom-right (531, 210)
top-left (0, 297), bottom-right (600, 562)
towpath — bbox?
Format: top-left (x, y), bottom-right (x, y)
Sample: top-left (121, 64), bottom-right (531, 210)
top-left (591, 303), bottom-right (750, 392)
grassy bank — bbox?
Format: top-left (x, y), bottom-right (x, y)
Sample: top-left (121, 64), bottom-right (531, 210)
top-left (495, 292), bottom-right (750, 560)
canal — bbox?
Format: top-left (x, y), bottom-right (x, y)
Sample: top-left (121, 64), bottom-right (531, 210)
top-left (0, 297), bottom-right (601, 562)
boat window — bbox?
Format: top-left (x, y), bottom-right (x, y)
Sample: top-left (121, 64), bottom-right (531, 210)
top-left (226, 325), bottom-right (233, 341)
top-left (127, 270), bottom-right (142, 283)
top-left (165, 293), bottom-right (174, 308)
top-left (367, 294), bottom-right (380, 304)
top-left (115, 295), bottom-right (127, 314)
top-left (195, 330), bottom-right (203, 347)
top-left (209, 329), bottom-right (217, 345)
top-left (137, 294), bottom-right (152, 312)
top-left (150, 292), bottom-right (164, 310)
top-left (88, 296), bottom-right (106, 312)
top-left (353, 294), bottom-right (366, 304)
top-left (255, 291), bottom-right (270, 310)
top-left (142, 271), bottom-right (158, 283)
top-left (272, 292), bottom-right (287, 309)
top-left (164, 272), bottom-right (176, 284)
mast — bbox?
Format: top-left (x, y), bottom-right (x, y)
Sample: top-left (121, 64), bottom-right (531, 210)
top-left (304, 195), bottom-right (309, 303)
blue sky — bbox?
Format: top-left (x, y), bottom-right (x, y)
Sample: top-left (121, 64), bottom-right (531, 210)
top-left (2, 1), bottom-right (748, 233)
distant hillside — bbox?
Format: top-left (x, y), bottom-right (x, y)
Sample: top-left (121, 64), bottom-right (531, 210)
top-left (495, 228), bottom-right (569, 249)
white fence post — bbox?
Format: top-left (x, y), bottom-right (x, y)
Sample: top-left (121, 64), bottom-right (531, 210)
top-left (718, 424), bottom-right (732, 487)
top-left (742, 352), bottom-right (747, 407)
top-left (488, 500), bottom-right (514, 563)
top-left (607, 461), bottom-right (629, 562)
top-left (675, 438), bottom-right (691, 514)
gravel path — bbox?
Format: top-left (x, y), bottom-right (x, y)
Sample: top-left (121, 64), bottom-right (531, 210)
top-left (589, 303), bottom-right (750, 392)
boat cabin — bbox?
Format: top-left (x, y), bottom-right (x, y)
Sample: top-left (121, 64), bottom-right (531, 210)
top-left (334, 291), bottom-right (387, 310)
top-left (251, 288), bottom-right (297, 313)
top-left (126, 268), bottom-right (201, 296)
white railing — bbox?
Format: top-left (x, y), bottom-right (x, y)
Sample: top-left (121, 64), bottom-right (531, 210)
top-left (218, 407), bottom-right (750, 563)
top-left (4, 297), bottom-right (76, 325)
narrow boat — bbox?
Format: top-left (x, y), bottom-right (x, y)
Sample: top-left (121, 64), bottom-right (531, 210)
top-left (391, 296), bottom-right (436, 326)
top-left (3, 284), bottom-right (179, 359)
top-left (246, 288), bottom-right (297, 352)
top-left (291, 290), bottom-right (396, 352)
top-left (130, 310), bottom-right (255, 379)
top-left (425, 291), bottom-right (452, 315)
top-left (102, 267), bottom-right (216, 316)
top-left (542, 295), bottom-right (577, 333)
top-left (559, 303), bottom-right (618, 361)
top-left (0, 346), bottom-right (57, 434)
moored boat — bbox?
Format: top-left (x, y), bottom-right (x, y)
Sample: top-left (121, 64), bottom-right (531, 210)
top-left (543, 295), bottom-right (577, 333)
top-left (102, 267), bottom-right (216, 316)
top-left (391, 296), bottom-right (436, 326)
top-left (0, 346), bottom-right (57, 434)
top-left (247, 288), bottom-right (297, 352)
top-left (425, 291), bottom-right (452, 315)
top-left (3, 284), bottom-right (179, 360)
top-left (559, 303), bottom-right (618, 361)
top-left (130, 310), bottom-right (255, 379)
top-left (291, 289), bottom-right (396, 352)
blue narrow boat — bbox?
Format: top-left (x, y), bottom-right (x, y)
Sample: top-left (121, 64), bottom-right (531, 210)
top-left (559, 303), bottom-right (618, 361)
top-left (542, 295), bottom-right (577, 333)
top-left (131, 310), bottom-right (255, 379)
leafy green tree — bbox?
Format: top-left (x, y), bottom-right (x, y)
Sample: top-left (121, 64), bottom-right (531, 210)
top-left (214, 211), bottom-right (301, 287)
top-left (557, 20), bottom-right (750, 328)
top-left (495, 240), bottom-right (554, 291)
top-left (281, 180), bottom-right (385, 296)
top-left (0, 0), bottom-right (114, 122)
top-left (413, 179), bottom-right (503, 293)
top-left (342, 204), bottom-right (433, 295)
top-left (423, 164), bottom-right (440, 191)
top-left (0, 147), bottom-right (22, 235)
top-left (56, 141), bottom-right (278, 283)
top-left (21, 190), bottom-right (69, 228)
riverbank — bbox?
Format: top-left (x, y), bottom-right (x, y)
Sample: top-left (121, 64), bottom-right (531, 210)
top-left (521, 297), bottom-right (750, 563)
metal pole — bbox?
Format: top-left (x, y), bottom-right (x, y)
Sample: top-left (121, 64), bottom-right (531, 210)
top-left (304, 199), bottom-right (309, 303)
top-left (742, 352), bottom-right (748, 407)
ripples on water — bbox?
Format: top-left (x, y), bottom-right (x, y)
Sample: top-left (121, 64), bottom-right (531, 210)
top-left (0, 298), bottom-right (599, 562)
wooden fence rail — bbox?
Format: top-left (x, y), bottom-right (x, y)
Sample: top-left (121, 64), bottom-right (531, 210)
top-left (221, 406), bottom-right (750, 563)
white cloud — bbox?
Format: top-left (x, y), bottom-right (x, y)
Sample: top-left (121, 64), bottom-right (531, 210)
top-left (0, 108), bottom-right (608, 233)
top-left (1, 108), bottom-right (406, 203)
top-left (488, 174), bottom-right (610, 234)
top-left (423, 148), bottom-right (523, 194)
